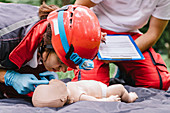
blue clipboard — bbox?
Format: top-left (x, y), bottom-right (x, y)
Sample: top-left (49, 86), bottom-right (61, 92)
top-left (97, 34), bottom-right (145, 61)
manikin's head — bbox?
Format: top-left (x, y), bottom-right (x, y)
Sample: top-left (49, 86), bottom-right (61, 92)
top-left (32, 79), bottom-right (68, 108)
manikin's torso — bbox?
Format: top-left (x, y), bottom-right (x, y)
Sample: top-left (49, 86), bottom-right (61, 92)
top-left (67, 80), bottom-right (103, 103)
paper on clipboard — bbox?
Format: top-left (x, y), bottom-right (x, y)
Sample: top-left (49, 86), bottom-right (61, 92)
top-left (97, 35), bottom-right (144, 61)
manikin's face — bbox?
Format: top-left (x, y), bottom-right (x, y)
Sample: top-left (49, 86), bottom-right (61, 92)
top-left (42, 51), bottom-right (68, 72)
top-left (32, 79), bottom-right (68, 108)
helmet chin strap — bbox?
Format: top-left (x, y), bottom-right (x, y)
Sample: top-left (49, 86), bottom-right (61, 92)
top-left (57, 9), bottom-right (94, 70)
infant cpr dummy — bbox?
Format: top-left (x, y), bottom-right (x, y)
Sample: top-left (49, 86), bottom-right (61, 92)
top-left (32, 79), bottom-right (138, 108)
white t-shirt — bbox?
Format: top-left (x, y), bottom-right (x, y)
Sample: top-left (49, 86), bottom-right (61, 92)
top-left (91, 0), bottom-right (170, 32)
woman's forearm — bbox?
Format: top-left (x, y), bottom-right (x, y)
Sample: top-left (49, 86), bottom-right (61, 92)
top-left (74, 0), bottom-right (96, 8)
top-left (0, 69), bottom-right (7, 83)
top-left (135, 16), bottom-right (169, 52)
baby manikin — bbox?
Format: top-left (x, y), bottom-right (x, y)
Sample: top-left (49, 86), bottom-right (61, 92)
top-left (32, 79), bottom-right (138, 108)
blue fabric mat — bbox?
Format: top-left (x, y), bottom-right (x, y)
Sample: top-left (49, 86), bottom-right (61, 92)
top-left (0, 85), bottom-right (170, 113)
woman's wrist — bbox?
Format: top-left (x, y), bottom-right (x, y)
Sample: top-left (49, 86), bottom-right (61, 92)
top-left (0, 69), bottom-right (7, 83)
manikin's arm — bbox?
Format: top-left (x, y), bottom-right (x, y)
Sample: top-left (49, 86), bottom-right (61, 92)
top-left (80, 94), bottom-right (120, 102)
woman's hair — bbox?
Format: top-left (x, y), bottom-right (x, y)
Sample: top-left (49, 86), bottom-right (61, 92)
top-left (39, 2), bottom-right (59, 20)
top-left (39, 2), bottom-right (59, 43)
top-left (43, 23), bottom-right (52, 45)
top-left (38, 2), bottom-right (59, 59)
top-left (38, 23), bottom-right (53, 60)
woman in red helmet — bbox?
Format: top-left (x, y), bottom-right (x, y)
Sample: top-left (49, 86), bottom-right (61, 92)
top-left (74, 0), bottom-right (170, 91)
top-left (0, 2), bottom-right (101, 97)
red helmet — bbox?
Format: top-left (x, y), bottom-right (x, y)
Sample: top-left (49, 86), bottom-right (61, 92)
top-left (47, 5), bottom-right (101, 69)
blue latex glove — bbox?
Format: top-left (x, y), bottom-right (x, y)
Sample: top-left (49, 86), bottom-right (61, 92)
top-left (39, 71), bottom-right (59, 81)
top-left (4, 70), bottom-right (49, 95)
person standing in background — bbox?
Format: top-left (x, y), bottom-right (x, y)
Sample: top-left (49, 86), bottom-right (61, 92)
top-left (73, 0), bottom-right (170, 91)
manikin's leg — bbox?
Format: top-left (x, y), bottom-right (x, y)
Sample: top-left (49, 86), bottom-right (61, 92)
top-left (106, 84), bottom-right (138, 103)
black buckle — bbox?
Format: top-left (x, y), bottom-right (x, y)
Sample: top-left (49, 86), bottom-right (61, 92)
top-left (65, 44), bottom-right (74, 60)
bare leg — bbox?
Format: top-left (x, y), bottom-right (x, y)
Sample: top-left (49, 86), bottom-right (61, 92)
top-left (106, 84), bottom-right (138, 103)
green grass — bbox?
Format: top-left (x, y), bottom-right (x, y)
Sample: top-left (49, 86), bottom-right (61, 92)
top-left (161, 54), bottom-right (170, 71)
top-left (58, 54), bottom-right (170, 79)
top-left (57, 70), bottom-right (74, 80)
